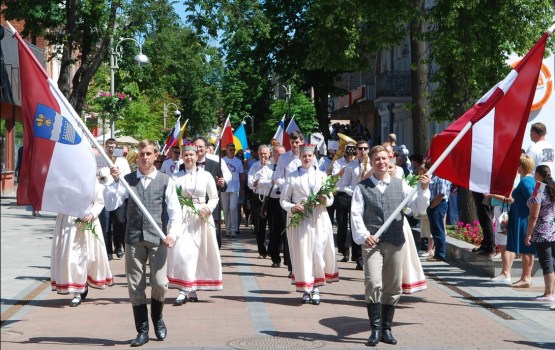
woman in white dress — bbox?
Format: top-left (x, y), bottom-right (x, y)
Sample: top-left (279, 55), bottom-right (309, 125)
top-left (280, 144), bottom-right (339, 305)
top-left (50, 180), bottom-right (114, 307)
top-left (388, 161), bottom-right (427, 294)
top-left (167, 143), bottom-right (222, 304)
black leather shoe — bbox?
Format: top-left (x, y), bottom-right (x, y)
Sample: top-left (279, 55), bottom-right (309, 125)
top-left (131, 304), bottom-right (149, 347)
top-left (151, 300), bottom-right (167, 340)
top-left (115, 247), bottom-right (124, 258)
top-left (69, 296), bottom-right (81, 307)
top-left (130, 332), bottom-right (149, 347)
top-left (366, 303), bottom-right (381, 346)
top-left (381, 329), bottom-right (397, 345)
top-left (340, 256), bottom-right (348, 262)
top-left (108, 254), bottom-right (113, 261)
top-left (271, 263), bottom-right (280, 268)
top-left (80, 285), bottom-right (88, 301)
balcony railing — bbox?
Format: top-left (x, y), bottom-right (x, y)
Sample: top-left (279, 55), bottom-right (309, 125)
top-left (375, 71), bottom-right (411, 98)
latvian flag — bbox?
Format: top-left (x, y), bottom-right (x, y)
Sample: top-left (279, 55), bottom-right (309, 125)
top-left (431, 30), bottom-right (549, 196)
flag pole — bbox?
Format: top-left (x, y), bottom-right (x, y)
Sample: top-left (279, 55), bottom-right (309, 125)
top-left (217, 113), bottom-right (230, 244)
top-left (7, 21), bottom-right (166, 240)
top-left (373, 121), bottom-right (472, 239)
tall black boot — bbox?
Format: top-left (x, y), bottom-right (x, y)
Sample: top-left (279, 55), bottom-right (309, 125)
top-left (365, 303), bottom-right (381, 346)
top-left (131, 304), bottom-right (149, 347)
top-left (381, 303), bottom-right (397, 345)
top-left (151, 299), bottom-right (167, 340)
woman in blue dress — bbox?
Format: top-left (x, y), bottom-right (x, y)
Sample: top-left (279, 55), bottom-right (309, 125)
top-left (506, 154), bottom-right (537, 288)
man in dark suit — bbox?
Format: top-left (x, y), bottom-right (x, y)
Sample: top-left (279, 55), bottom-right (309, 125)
top-left (179, 136), bottom-right (227, 247)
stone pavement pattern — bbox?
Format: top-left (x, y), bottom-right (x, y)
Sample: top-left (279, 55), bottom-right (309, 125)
top-left (1, 201), bottom-right (554, 350)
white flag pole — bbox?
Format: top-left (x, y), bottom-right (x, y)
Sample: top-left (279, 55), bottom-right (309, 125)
top-left (374, 121), bottom-right (472, 239)
top-left (8, 20), bottom-right (168, 240)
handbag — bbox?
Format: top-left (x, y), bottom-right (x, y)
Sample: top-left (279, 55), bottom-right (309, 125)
top-left (498, 198), bottom-right (509, 234)
top-left (258, 185), bottom-right (274, 219)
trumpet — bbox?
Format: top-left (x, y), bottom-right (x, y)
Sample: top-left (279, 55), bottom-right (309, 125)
top-left (327, 133), bottom-right (356, 175)
top-left (360, 154), bottom-right (370, 180)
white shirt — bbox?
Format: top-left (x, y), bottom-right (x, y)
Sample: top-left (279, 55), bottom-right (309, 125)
top-left (160, 158), bottom-right (183, 175)
top-left (272, 150), bottom-right (317, 188)
top-left (248, 160), bottom-right (274, 197)
top-left (331, 156), bottom-right (351, 176)
top-left (223, 156), bottom-right (244, 192)
top-left (318, 156), bottom-right (332, 173)
top-left (338, 158), bottom-right (371, 196)
top-left (526, 140), bottom-right (555, 173)
top-left (103, 169), bottom-right (182, 238)
top-left (350, 174), bottom-right (430, 246)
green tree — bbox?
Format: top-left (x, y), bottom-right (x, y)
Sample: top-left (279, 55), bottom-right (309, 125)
top-left (426, 0), bottom-right (555, 223)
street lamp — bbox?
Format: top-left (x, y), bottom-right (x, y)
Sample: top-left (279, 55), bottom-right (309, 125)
top-left (109, 37), bottom-right (149, 137)
top-left (242, 115), bottom-right (254, 134)
top-left (282, 84), bottom-right (292, 119)
top-left (164, 103), bottom-right (181, 130)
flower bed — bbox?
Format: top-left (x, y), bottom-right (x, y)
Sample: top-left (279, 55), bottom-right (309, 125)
top-left (446, 221), bottom-right (483, 247)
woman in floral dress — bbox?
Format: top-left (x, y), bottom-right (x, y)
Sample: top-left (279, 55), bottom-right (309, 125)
top-left (524, 165), bottom-right (555, 306)
top-left (51, 180), bottom-right (113, 307)
top-left (167, 144), bottom-right (222, 304)
top-left (280, 144), bottom-right (339, 305)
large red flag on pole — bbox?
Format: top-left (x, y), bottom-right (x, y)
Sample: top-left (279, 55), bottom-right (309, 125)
top-left (12, 24), bottom-right (96, 217)
top-left (430, 30), bottom-right (550, 196)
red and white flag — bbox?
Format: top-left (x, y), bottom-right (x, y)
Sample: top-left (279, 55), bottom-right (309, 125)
top-left (272, 115), bottom-right (285, 145)
top-left (220, 116), bottom-right (234, 151)
top-left (283, 116), bottom-right (301, 151)
top-left (431, 31), bottom-right (549, 196)
top-left (14, 28), bottom-right (96, 217)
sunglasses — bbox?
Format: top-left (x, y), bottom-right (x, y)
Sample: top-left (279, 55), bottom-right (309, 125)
top-left (155, 161), bottom-right (163, 164)
top-left (357, 147), bottom-right (368, 150)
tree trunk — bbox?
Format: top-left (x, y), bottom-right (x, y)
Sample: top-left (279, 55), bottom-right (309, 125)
top-left (313, 83), bottom-right (331, 141)
top-left (409, 0), bottom-right (429, 155)
top-left (57, 0), bottom-right (77, 99)
top-left (458, 187), bottom-right (477, 224)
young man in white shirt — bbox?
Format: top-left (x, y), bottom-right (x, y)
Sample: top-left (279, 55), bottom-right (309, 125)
top-left (526, 122), bottom-right (554, 173)
top-left (222, 143), bottom-right (245, 237)
top-left (160, 146), bottom-right (183, 175)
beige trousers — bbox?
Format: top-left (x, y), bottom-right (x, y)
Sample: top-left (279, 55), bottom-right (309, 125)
top-left (125, 241), bottom-right (168, 306)
top-left (363, 241), bottom-right (406, 305)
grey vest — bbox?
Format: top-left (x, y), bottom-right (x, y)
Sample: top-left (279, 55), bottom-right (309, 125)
top-left (358, 177), bottom-right (405, 246)
top-left (124, 172), bottom-right (169, 245)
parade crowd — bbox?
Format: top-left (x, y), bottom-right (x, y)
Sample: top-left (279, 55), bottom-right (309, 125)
top-left (46, 121), bottom-right (554, 347)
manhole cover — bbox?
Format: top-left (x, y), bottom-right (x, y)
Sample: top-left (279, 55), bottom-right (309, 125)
top-left (228, 337), bottom-right (325, 350)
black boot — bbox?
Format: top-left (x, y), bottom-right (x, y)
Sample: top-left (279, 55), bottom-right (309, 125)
top-left (130, 304), bottom-right (149, 347)
top-left (381, 304), bottom-right (397, 345)
top-left (365, 303), bottom-right (381, 346)
top-left (151, 299), bottom-right (167, 340)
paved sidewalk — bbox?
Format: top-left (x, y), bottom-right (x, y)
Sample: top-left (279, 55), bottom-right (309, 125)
top-left (1, 202), bottom-right (554, 349)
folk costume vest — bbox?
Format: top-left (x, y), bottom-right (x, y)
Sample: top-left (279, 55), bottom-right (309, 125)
top-left (124, 171), bottom-right (169, 244)
top-left (358, 177), bottom-right (405, 246)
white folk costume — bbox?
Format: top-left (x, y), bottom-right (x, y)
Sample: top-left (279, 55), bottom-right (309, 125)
top-left (391, 170), bottom-right (427, 294)
top-left (401, 218), bottom-right (427, 293)
top-left (167, 167), bottom-right (223, 292)
top-left (280, 166), bottom-right (339, 294)
top-left (51, 181), bottom-right (114, 294)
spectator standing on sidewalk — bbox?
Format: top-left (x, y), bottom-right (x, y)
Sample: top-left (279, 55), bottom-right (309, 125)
top-left (222, 143), bottom-right (245, 238)
top-left (351, 145), bottom-right (430, 346)
top-left (426, 167), bottom-right (451, 262)
top-left (526, 122), bottom-right (554, 173)
top-left (506, 154), bottom-right (537, 289)
top-left (524, 165), bottom-right (555, 305)
top-left (104, 140), bottom-right (181, 347)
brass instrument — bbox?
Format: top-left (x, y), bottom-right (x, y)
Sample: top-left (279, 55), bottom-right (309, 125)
top-left (327, 133), bottom-right (356, 175)
top-left (360, 154), bottom-right (370, 180)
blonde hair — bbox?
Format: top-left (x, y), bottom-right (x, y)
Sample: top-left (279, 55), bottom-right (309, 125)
top-left (137, 140), bottom-right (159, 154)
top-left (519, 154), bottom-right (534, 174)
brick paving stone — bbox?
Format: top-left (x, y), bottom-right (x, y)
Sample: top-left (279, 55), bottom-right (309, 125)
top-left (1, 211), bottom-right (554, 349)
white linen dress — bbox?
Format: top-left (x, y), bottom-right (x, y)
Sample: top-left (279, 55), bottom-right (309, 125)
top-left (280, 166), bottom-right (339, 293)
top-left (50, 181), bottom-right (114, 294)
top-left (167, 168), bottom-right (223, 292)
top-left (401, 218), bottom-right (427, 293)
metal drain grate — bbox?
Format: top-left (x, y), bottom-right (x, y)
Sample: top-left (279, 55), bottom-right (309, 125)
top-left (228, 336), bottom-right (325, 350)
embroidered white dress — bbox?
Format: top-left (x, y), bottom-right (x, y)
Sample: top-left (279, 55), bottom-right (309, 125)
top-left (167, 168), bottom-right (223, 292)
top-left (50, 182), bottom-right (114, 294)
top-left (280, 167), bottom-right (339, 293)
top-left (401, 218), bottom-right (427, 293)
